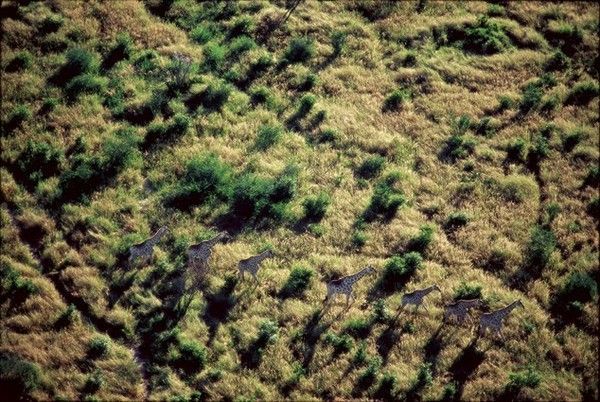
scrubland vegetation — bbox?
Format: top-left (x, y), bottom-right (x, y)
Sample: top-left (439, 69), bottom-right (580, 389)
top-left (1, 1), bottom-right (598, 401)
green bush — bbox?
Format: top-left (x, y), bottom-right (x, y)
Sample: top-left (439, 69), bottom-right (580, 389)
top-left (17, 140), bottom-right (64, 188)
top-left (353, 342), bottom-right (367, 366)
top-left (190, 23), bottom-right (215, 44)
top-left (280, 267), bottom-right (314, 298)
top-left (544, 50), bottom-right (570, 71)
top-left (507, 366), bottom-right (541, 390)
top-left (88, 336), bottom-right (110, 358)
top-left (453, 282), bottom-right (482, 300)
top-left (525, 225), bottom-right (556, 268)
top-left (364, 172), bottom-right (406, 221)
top-left (165, 153), bottom-right (233, 210)
top-left (498, 174), bottom-right (539, 203)
top-left (443, 134), bottom-right (476, 161)
top-left (344, 318), bottom-right (371, 338)
top-left (102, 33), bottom-right (133, 70)
top-left (6, 51), bottom-right (33, 72)
top-left (324, 332), bottom-right (353, 354)
top-left (5, 104), bottom-right (31, 131)
top-left (382, 88), bottom-right (410, 112)
top-left (229, 15), bottom-right (254, 37)
top-left (487, 4), bottom-right (505, 17)
top-left (296, 72), bottom-right (317, 91)
top-left (255, 124), bottom-right (283, 150)
top-left (303, 192), bottom-right (331, 222)
top-left (55, 303), bottom-right (77, 328)
top-left (1, 265), bottom-right (38, 306)
top-left (84, 370), bottom-right (103, 394)
top-left (497, 95), bottom-right (515, 111)
top-left (283, 36), bottom-right (315, 64)
top-left (474, 116), bottom-right (496, 137)
top-left (374, 372), bottom-right (399, 400)
top-left (229, 35), bottom-right (256, 58)
top-left (249, 86), bottom-right (274, 107)
top-left (520, 83), bottom-right (544, 113)
top-left (319, 128), bottom-right (338, 143)
top-left (331, 30), bottom-right (347, 57)
top-left (357, 356), bottom-right (382, 389)
top-left (357, 155), bottom-right (385, 179)
top-left (53, 47), bottom-right (97, 85)
top-left (445, 211), bottom-right (469, 231)
top-left (463, 16), bottom-right (511, 54)
top-left (559, 271), bottom-right (597, 305)
top-left (351, 230), bottom-right (368, 248)
top-left (39, 14), bottom-right (64, 34)
top-left (562, 129), bottom-right (585, 152)
top-left (175, 340), bottom-right (207, 374)
top-left (65, 74), bottom-right (107, 101)
top-left (565, 81), bottom-right (599, 105)
top-left (203, 42), bottom-right (227, 72)
top-left (0, 355), bottom-right (42, 397)
top-left (380, 252), bottom-right (423, 292)
top-left (296, 93), bottom-right (316, 117)
top-left (408, 224), bottom-right (435, 253)
top-left (414, 362), bottom-right (433, 388)
top-left (188, 81), bottom-right (232, 111)
top-left (134, 50), bottom-right (160, 76)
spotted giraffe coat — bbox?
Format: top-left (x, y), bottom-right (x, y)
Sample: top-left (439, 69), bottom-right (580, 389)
top-left (401, 285), bottom-right (441, 310)
top-left (479, 299), bottom-right (524, 337)
top-left (444, 299), bottom-right (482, 324)
top-left (325, 266), bottom-right (376, 304)
top-left (187, 231), bottom-right (228, 271)
top-left (238, 250), bottom-right (274, 281)
top-left (128, 226), bottom-right (168, 267)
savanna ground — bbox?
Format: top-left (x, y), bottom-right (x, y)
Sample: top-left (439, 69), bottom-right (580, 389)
top-left (1, 1), bottom-right (599, 401)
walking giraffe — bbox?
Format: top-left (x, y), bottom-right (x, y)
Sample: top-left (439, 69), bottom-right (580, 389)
top-left (187, 231), bottom-right (228, 271)
top-left (478, 299), bottom-right (523, 338)
top-left (128, 226), bottom-right (169, 267)
top-left (238, 249), bottom-right (274, 283)
top-left (443, 299), bottom-right (482, 325)
top-left (324, 266), bottom-right (377, 306)
top-left (401, 285), bottom-right (441, 312)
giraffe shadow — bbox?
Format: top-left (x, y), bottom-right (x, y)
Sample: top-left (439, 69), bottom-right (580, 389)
top-left (202, 275), bottom-right (239, 346)
top-left (293, 308), bottom-right (336, 373)
top-left (376, 313), bottom-right (414, 366)
top-left (423, 324), bottom-right (445, 374)
top-left (446, 336), bottom-right (487, 401)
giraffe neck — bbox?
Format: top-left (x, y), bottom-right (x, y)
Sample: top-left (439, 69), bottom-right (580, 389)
top-left (496, 301), bottom-right (520, 318)
top-left (147, 228), bottom-right (166, 246)
top-left (421, 286), bottom-right (436, 296)
top-left (254, 250), bottom-right (271, 262)
top-left (207, 233), bottom-right (225, 247)
top-left (346, 267), bottom-right (371, 284)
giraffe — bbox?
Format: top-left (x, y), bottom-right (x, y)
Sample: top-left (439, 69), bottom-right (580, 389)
top-left (324, 266), bottom-right (377, 306)
top-left (478, 299), bottom-right (524, 338)
top-left (187, 231), bottom-right (228, 271)
top-left (238, 249), bottom-right (274, 283)
top-left (128, 226), bottom-right (169, 267)
top-left (443, 299), bottom-right (482, 325)
top-left (401, 285), bottom-right (441, 312)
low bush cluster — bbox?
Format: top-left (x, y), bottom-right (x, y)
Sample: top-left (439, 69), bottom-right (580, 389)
top-left (302, 192), bottom-right (331, 222)
top-left (280, 266), bottom-right (313, 298)
top-left (380, 252), bottom-right (423, 292)
top-left (357, 155), bottom-right (385, 179)
top-left (283, 36), bottom-right (315, 64)
top-left (364, 172), bottom-right (406, 221)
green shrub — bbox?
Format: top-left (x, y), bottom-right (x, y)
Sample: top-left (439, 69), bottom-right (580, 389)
top-left (374, 372), bottom-right (398, 400)
top-left (463, 16), bottom-right (511, 54)
top-left (520, 83), bottom-right (544, 113)
top-left (296, 93), bottom-right (316, 117)
top-left (5, 104), bottom-right (31, 131)
top-left (53, 47), bottom-right (97, 85)
top-left (498, 174), bottom-right (539, 203)
top-left (6, 51), bottom-right (33, 72)
top-left (474, 116), bottom-right (496, 137)
top-left (558, 271), bottom-right (597, 305)
top-left (443, 134), bottom-right (476, 161)
top-left (134, 50), bottom-right (160, 76)
top-left (544, 50), bottom-right (570, 71)
top-left (229, 15), bottom-right (254, 37)
top-left (525, 225), bottom-right (556, 268)
top-left (445, 211), bottom-right (469, 231)
top-left (280, 267), bottom-right (313, 298)
top-left (1, 266), bottom-right (38, 305)
top-left (165, 153), bottom-right (233, 210)
top-left (452, 115), bottom-right (471, 136)
top-left (357, 155), bottom-right (385, 179)
top-left (319, 128), bottom-right (338, 143)
top-left (371, 299), bottom-right (389, 323)
top-left (84, 370), bottom-right (103, 394)
top-left (65, 74), bottom-right (107, 101)
top-left (442, 382), bottom-right (458, 400)
top-left (17, 140), bottom-right (64, 188)
top-left (353, 342), bottom-right (367, 366)
top-left (190, 24), bottom-right (215, 44)
top-left (487, 4), bottom-right (505, 17)
top-left (403, 51), bottom-right (418, 67)
top-left (562, 129), bottom-right (585, 152)
top-left (351, 230), bottom-right (368, 248)
top-left (383, 88), bottom-right (410, 112)
top-left (357, 356), bottom-right (382, 390)
top-left (249, 86), bottom-right (274, 107)
top-left (365, 172), bottom-right (406, 221)
top-left (324, 332), bottom-right (353, 354)
top-left (203, 42), bottom-right (227, 72)
top-left (414, 362), bottom-right (433, 388)
top-left (331, 30), bottom-right (347, 57)
top-left (283, 36), bottom-right (315, 63)
top-left (229, 35), bottom-right (256, 58)
top-left (190, 81), bottom-right (232, 111)
top-left (344, 318), bottom-right (371, 339)
top-left (507, 366), bottom-right (541, 390)
top-left (88, 336), bottom-right (110, 358)
top-left (102, 33), bottom-right (133, 70)
top-left (497, 95), bottom-right (515, 111)
top-left (540, 94), bottom-right (560, 113)
top-left (296, 72), bottom-right (318, 91)
top-left (175, 340), bottom-right (207, 374)
top-left (380, 252), bottom-right (422, 292)
top-left (565, 81), bottom-right (599, 105)
top-left (303, 192), bottom-right (331, 222)
top-left (408, 224), bottom-right (435, 253)
top-left (255, 124), bottom-right (283, 150)
top-left (453, 282), bottom-right (482, 300)
top-left (0, 356), bottom-right (41, 397)
top-left (39, 14), bottom-right (64, 34)
top-left (55, 303), bottom-right (77, 328)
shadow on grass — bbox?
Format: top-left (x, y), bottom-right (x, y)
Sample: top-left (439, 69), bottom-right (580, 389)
top-left (445, 336), bottom-right (487, 401)
top-left (202, 275), bottom-right (238, 346)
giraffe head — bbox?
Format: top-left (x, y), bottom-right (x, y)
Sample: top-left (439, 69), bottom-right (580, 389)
top-left (515, 299), bottom-right (524, 309)
top-left (432, 284), bottom-right (442, 293)
top-left (364, 265), bottom-right (377, 275)
top-left (263, 249), bottom-right (275, 258)
top-left (156, 226), bottom-right (169, 237)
